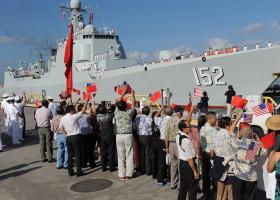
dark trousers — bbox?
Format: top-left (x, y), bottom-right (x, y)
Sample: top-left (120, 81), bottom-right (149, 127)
top-left (81, 134), bottom-right (96, 168)
top-left (101, 137), bottom-right (116, 171)
top-left (66, 135), bottom-right (82, 175)
top-left (138, 135), bottom-right (152, 174)
top-left (151, 136), bottom-right (160, 178)
top-left (38, 127), bottom-right (52, 161)
top-left (23, 114), bottom-right (26, 138)
top-left (157, 139), bottom-right (168, 183)
top-left (202, 151), bottom-right (213, 200)
top-left (178, 160), bottom-right (198, 200)
top-left (233, 177), bottom-right (257, 200)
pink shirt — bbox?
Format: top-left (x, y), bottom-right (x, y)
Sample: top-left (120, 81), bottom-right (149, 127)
top-left (35, 107), bottom-right (51, 128)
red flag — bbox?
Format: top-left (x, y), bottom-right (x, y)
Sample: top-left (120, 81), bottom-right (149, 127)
top-left (267, 103), bottom-right (274, 113)
top-left (150, 91), bottom-right (161, 103)
top-left (260, 132), bottom-right (275, 149)
top-left (86, 83), bottom-right (97, 93)
top-left (64, 23), bottom-right (74, 97)
top-left (231, 96), bottom-right (248, 109)
top-left (73, 88), bottom-right (81, 95)
top-left (186, 103), bottom-right (192, 112)
top-left (83, 93), bottom-right (92, 101)
top-left (171, 103), bottom-right (177, 109)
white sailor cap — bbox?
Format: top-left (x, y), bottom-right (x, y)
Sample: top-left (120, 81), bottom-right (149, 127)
top-left (14, 96), bottom-right (21, 101)
top-left (47, 96), bottom-right (53, 100)
top-left (2, 93), bottom-right (9, 98)
top-left (6, 97), bottom-right (14, 101)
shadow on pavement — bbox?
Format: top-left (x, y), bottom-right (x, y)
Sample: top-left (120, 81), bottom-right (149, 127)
top-left (0, 160), bottom-right (41, 174)
top-left (0, 166), bottom-right (42, 181)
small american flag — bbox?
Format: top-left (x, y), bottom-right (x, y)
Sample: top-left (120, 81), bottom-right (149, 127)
top-left (252, 103), bottom-right (270, 116)
top-left (194, 87), bottom-right (203, 97)
top-left (240, 113), bottom-right (253, 123)
top-left (245, 141), bottom-right (261, 161)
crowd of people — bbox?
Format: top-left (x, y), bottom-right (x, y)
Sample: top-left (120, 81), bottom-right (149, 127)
top-left (1, 86), bottom-right (280, 200)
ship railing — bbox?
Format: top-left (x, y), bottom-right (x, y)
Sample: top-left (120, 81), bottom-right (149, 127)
top-left (134, 41), bottom-right (279, 69)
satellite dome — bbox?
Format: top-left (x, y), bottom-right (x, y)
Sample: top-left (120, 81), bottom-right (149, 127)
top-left (84, 24), bottom-right (94, 31)
top-left (70, 0), bottom-right (81, 9)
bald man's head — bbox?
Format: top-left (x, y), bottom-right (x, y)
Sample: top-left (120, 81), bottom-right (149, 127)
top-left (164, 107), bottom-right (173, 116)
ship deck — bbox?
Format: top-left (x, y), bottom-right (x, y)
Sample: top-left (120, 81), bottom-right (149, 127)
top-left (0, 108), bottom-right (267, 200)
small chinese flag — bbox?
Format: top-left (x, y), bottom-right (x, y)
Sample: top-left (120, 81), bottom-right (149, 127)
top-left (73, 88), bottom-right (81, 95)
top-left (86, 83), bottom-right (97, 93)
top-left (231, 96), bottom-right (248, 109)
top-left (83, 93), bottom-right (92, 100)
top-left (150, 91), bottom-right (161, 103)
top-left (267, 103), bottom-right (274, 113)
top-left (171, 103), bottom-right (177, 109)
top-left (260, 132), bottom-right (275, 149)
top-left (186, 103), bottom-right (192, 112)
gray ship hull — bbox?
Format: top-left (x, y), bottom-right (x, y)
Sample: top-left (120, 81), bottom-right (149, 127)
top-left (2, 45), bottom-right (280, 106)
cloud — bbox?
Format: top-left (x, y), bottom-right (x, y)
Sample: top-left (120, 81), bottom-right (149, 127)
top-left (271, 21), bottom-right (280, 32)
top-left (127, 51), bottom-right (150, 62)
top-left (208, 38), bottom-right (232, 49)
top-left (0, 35), bottom-right (34, 45)
top-left (242, 23), bottom-right (264, 33)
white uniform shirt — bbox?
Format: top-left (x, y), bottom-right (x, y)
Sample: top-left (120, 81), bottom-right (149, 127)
top-left (154, 116), bottom-right (171, 140)
top-left (59, 112), bottom-right (83, 136)
top-left (14, 102), bottom-right (24, 124)
top-left (1, 99), bottom-right (9, 113)
top-left (48, 102), bottom-right (57, 117)
top-left (6, 104), bottom-right (19, 121)
top-left (200, 123), bottom-right (218, 153)
top-left (176, 131), bottom-right (196, 161)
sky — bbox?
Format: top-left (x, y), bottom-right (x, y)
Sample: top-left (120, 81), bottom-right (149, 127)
top-left (0, 0), bottom-right (280, 83)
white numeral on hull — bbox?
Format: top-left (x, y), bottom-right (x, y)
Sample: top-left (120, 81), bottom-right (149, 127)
top-left (192, 66), bottom-right (226, 86)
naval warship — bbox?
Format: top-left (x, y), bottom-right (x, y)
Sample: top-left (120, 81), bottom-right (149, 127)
top-left (1, 0), bottom-right (280, 106)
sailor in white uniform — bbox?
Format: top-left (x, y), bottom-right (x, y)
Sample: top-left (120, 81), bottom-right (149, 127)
top-left (6, 97), bottom-right (21, 145)
top-left (14, 96), bottom-right (25, 141)
top-left (1, 93), bottom-right (10, 136)
top-left (0, 93), bottom-right (9, 151)
top-left (47, 96), bottom-right (57, 117)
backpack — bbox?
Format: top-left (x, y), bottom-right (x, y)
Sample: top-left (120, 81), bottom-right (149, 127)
top-left (152, 120), bottom-right (160, 138)
top-left (178, 132), bottom-right (189, 152)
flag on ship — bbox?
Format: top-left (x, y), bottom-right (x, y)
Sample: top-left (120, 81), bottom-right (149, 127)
top-left (64, 23), bottom-right (74, 97)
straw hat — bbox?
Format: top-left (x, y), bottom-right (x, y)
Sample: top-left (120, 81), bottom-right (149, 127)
top-left (265, 115), bottom-right (280, 130)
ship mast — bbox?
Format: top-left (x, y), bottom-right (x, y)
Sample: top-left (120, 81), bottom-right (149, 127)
top-left (59, 0), bottom-right (87, 31)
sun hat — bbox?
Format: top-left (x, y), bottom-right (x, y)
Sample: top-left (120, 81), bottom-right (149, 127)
top-left (2, 93), bottom-right (9, 98)
top-left (265, 115), bottom-right (280, 130)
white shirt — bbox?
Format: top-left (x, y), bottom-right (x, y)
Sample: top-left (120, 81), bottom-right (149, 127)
top-left (154, 116), bottom-right (171, 140)
top-left (48, 102), bottom-right (57, 117)
top-left (1, 99), bottom-right (9, 113)
top-left (59, 112), bottom-right (83, 136)
top-left (176, 131), bottom-right (196, 161)
top-left (6, 103), bottom-right (19, 121)
top-left (200, 123), bottom-right (218, 153)
top-left (14, 102), bottom-right (24, 124)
